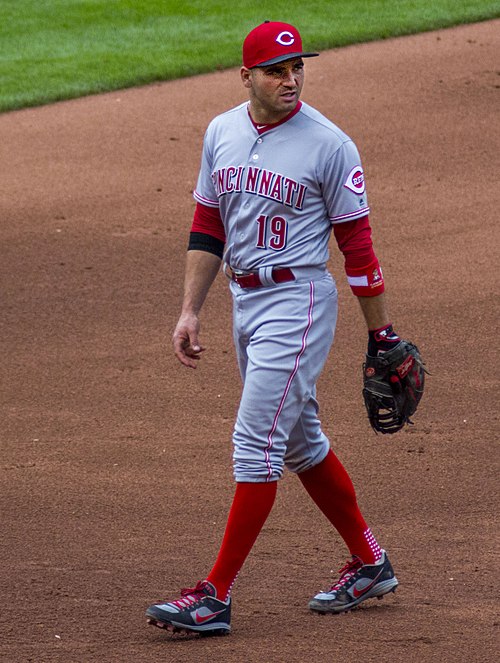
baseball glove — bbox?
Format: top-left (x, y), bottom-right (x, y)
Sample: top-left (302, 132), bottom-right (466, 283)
top-left (362, 340), bottom-right (426, 434)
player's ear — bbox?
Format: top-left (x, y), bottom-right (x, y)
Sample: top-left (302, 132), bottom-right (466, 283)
top-left (240, 66), bottom-right (253, 88)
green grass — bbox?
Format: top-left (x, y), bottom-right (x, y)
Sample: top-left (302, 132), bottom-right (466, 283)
top-left (0, 0), bottom-right (499, 113)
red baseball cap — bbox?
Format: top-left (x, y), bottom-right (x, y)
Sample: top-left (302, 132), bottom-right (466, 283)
top-left (243, 21), bottom-right (319, 69)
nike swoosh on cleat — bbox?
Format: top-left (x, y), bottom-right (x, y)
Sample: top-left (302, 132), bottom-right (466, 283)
top-left (352, 569), bottom-right (384, 598)
top-left (193, 608), bottom-right (226, 624)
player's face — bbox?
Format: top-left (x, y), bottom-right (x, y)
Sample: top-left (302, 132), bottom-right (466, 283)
top-left (241, 58), bottom-right (305, 124)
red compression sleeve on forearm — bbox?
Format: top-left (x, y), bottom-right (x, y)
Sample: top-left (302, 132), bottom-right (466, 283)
top-left (333, 215), bottom-right (385, 296)
top-left (333, 215), bottom-right (375, 267)
top-left (191, 202), bottom-right (226, 243)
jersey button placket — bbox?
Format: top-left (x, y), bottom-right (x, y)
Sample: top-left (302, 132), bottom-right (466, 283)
top-left (239, 144), bottom-right (262, 253)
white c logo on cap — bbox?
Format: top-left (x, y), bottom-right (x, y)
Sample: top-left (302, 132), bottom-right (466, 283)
top-left (276, 31), bottom-right (295, 46)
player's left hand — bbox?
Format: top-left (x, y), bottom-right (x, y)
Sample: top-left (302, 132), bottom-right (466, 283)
top-left (362, 340), bottom-right (427, 434)
top-left (173, 313), bottom-right (205, 368)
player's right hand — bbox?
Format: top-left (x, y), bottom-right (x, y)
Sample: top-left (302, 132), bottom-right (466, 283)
top-left (173, 313), bottom-right (205, 368)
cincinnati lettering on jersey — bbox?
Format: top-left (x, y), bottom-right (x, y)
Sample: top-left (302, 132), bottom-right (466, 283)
top-left (211, 166), bottom-right (307, 210)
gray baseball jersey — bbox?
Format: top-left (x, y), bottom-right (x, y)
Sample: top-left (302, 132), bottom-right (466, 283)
top-left (193, 100), bottom-right (369, 271)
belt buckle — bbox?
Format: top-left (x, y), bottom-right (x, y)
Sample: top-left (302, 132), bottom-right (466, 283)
top-left (231, 268), bottom-right (253, 288)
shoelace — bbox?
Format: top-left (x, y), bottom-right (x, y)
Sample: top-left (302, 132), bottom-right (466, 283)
top-left (329, 556), bottom-right (364, 591)
top-left (170, 580), bottom-right (209, 609)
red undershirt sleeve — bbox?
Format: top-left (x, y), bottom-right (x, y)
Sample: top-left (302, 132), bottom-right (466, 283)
top-left (188, 202), bottom-right (226, 258)
top-left (191, 202), bottom-right (226, 243)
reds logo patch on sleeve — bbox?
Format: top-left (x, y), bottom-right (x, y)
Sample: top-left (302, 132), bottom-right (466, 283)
top-left (344, 166), bottom-right (366, 195)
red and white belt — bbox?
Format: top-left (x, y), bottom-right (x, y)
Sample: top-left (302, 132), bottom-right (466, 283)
top-left (225, 265), bottom-right (295, 289)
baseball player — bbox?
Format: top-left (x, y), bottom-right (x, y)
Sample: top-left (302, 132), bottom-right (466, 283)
top-left (146, 21), bottom-right (401, 636)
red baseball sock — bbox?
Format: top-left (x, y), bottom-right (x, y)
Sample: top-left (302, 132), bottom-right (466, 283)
top-left (298, 449), bottom-right (382, 564)
top-left (206, 481), bottom-right (277, 600)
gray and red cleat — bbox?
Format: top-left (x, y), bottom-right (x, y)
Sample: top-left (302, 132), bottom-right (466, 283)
top-left (146, 580), bottom-right (231, 636)
top-left (309, 550), bottom-right (398, 614)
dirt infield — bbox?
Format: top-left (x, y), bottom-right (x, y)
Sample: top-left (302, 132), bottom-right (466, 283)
top-left (1, 19), bottom-right (499, 663)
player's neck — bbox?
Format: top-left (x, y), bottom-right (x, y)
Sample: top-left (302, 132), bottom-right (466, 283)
top-left (247, 102), bottom-right (302, 131)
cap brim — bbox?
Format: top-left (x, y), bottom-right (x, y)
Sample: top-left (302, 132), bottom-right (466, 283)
top-left (252, 52), bottom-right (319, 67)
